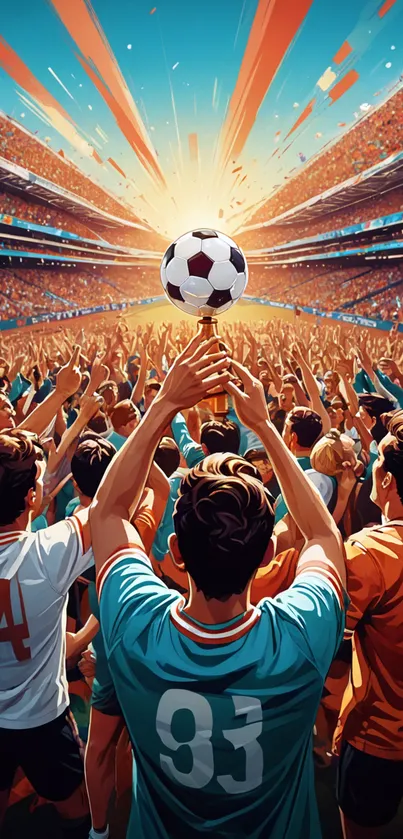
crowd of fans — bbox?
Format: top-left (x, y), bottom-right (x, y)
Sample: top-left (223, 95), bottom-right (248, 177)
top-left (0, 191), bottom-right (165, 257)
top-left (248, 88), bottom-right (402, 226)
top-left (0, 190), bottom-right (95, 238)
top-left (247, 263), bottom-right (402, 319)
top-left (239, 189), bottom-right (403, 252)
top-left (0, 259), bottom-right (401, 324)
top-left (0, 266), bottom-right (162, 320)
top-left (0, 116), bottom-right (140, 223)
top-left (0, 313), bottom-right (403, 839)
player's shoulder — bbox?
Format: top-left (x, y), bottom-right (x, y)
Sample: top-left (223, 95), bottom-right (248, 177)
top-left (347, 522), bottom-right (403, 564)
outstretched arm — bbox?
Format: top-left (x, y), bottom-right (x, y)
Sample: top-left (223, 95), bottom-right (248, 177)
top-left (90, 335), bottom-right (232, 578)
top-left (226, 360), bottom-right (346, 588)
top-left (18, 347), bottom-right (82, 438)
top-left (292, 343), bottom-right (331, 433)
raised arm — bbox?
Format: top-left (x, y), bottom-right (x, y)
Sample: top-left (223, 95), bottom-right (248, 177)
top-left (292, 342), bottom-right (331, 433)
top-left (226, 360), bottom-right (346, 588)
top-left (18, 347), bottom-right (82, 438)
top-left (90, 336), bottom-right (232, 577)
top-left (130, 342), bottom-right (149, 406)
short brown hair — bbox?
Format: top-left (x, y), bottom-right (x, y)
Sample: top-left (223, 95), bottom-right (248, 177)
top-left (174, 454), bottom-right (274, 600)
top-left (382, 409), bottom-right (403, 503)
top-left (287, 406), bottom-right (323, 449)
top-left (110, 400), bottom-right (140, 432)
top-left (0, 430), bottom-right (44, 525)
top-left (154, 437), bottom-right (180, 477)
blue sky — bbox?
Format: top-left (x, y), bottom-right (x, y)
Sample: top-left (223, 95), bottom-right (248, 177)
top-left (0, 0), bottom-right (402, 233)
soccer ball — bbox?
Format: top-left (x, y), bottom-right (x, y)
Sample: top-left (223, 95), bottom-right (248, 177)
top-left (160, 229), bottom-right (248, 317)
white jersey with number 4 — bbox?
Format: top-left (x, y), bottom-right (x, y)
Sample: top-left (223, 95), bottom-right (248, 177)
top-left (0, 519), bottom-right (93, 729)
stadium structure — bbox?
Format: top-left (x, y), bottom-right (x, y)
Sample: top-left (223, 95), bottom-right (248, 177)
top-left (0, 88), bottom-right (402, 332)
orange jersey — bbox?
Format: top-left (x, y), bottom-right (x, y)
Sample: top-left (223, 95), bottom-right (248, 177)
top-left (334, 520), bottom-right (403, 759)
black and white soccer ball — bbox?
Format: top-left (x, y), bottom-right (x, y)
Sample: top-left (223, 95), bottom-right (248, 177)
top-left (160, 229), bottom-right (248, 316)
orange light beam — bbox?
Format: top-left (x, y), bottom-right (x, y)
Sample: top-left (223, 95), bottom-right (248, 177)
top-left (378, 0), bottom-right (398, 17)
top-left (333, 40), bottom-right (353, 64)
top-left (108, 157), bottom-right (126, 178)
top-left (285, 98), bottom-right (315, 138)
top-left (50, 0), bottom-right (166, 189)
top-left (218, 0), bottom-right (314, 169)
top-left (328, 69), bottom-right (359, 104)
top-left (188, 133), bottom-right (199, 165)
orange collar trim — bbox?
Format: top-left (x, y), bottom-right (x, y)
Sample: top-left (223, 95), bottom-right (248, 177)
top-left (170, 600), bottom-right (261, 645)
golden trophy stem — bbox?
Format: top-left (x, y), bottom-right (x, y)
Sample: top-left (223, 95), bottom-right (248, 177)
top-left (197, 316), bottom-right (228, 418)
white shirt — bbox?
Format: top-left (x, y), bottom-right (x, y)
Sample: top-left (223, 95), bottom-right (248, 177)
top-left (0, 518), bottom-right (93, 729)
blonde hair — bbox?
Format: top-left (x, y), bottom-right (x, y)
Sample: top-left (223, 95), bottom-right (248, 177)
top-left (310, 429), bottom-right (353, 477)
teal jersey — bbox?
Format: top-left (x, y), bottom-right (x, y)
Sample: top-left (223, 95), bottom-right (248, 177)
top-left (65, 496), bottom-right (80, 518)
top-left (106, 430), bottom-right (127, 451)
top-left (152, 471), bottom-right (182, 562)
top-left (98, 548), bottom-right (345, 839)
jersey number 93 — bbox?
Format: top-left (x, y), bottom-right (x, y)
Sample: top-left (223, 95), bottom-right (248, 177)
top-left (156, 688), bottom-right (263, 794)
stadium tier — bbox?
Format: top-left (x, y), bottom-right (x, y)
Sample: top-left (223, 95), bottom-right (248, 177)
top-left (240, 87), bottom-right (403, 228)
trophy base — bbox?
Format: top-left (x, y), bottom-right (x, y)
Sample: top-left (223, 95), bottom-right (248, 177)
top-left (197, 316), bottom-right (228, 418)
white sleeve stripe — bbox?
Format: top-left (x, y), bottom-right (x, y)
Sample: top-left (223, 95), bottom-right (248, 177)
top-left (295, 566), bottom-right (344, 608)
top-left (96, 549), bottom-right (150, 598)
top-left (296, 561), bottom-right (343, 593)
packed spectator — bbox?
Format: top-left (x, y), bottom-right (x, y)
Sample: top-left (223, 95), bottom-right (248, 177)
top-left (1, 313), bottom-right (403, 839)
top-left (248, 88), bottom-right (403, 226)
top-left (0, 115), bottom-right (141, 223)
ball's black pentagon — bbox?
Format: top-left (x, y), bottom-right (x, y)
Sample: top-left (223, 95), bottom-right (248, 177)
top-left (166, 281), bottom-right (184, 302)
top-left (192, 229), bottom-right (218, 240)
top-left (163, 242), bottom-right (176, 268)
top-left (230, 247), bottom-right (245, 273)
top-left (207, 288), bottom-right (232, 309)
top-left (188, 252), bottom-right (214, 279)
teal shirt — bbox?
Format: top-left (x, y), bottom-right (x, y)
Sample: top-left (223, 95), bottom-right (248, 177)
top-left (65, 496), bottom-right (81, 518)
top-left (274, 456), bottom-right (311, 523)
top-left (152, 414), bottom-right (204, 562)
top-left (106, 430), bottom-right (127, 451)
top-left (152, 471), bottom-right (183, 563)
top-left (99, 549), bottom-right (345, 839)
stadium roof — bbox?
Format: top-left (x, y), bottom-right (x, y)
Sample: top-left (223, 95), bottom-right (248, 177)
top-left (238, 151), bottom-right (403, 232)
top-left (0, 156), bottom-right (152, 233)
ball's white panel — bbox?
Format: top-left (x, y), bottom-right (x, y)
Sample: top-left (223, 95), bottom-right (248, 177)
top-left (231, 271), bottom-right (247, 299)
top-left (181, 275), bottom-right (212, 305)
top-left (175, 234), bottom-right (202, 259)
top-left (170, 296), bottom-right (200, 316)
top-left (214, 231), bottom-right (237, 248)
top-left (208, 260), bottom-right (237, 290)
top-left (165, 256), bottom-right (189, 286)
top-left (201, 237), bottom-right (231, 262)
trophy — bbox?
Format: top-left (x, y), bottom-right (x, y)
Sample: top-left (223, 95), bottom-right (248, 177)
top-left (160, 228), bottom-right (248, 417)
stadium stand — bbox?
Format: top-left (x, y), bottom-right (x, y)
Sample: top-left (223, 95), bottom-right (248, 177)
top-left (246, 88), bottom-right (402, 226)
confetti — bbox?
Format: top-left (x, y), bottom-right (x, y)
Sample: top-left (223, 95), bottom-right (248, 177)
top-left (127, 44), bottom-right (132, 50)
top-left (360, 102), bottom-right (371, 112)
top-left (150, 6), bottom-right (157, 13)
top-left (315, 131), bottom-right (322, 138)
top-left (385, 61), bottom-right (392, 68)
top-left (391, 44), bottom-right (396, 49)
top-left (88, 104), bottom-right (93, 110)
top-left (293, 102), bottom-right (299, 108)
top-left (20, 112), bottom-right (25, 118)
top-left (317, 67), bottom-right (336, 91)
top-left (172, 62), bottom-right (179, 70)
